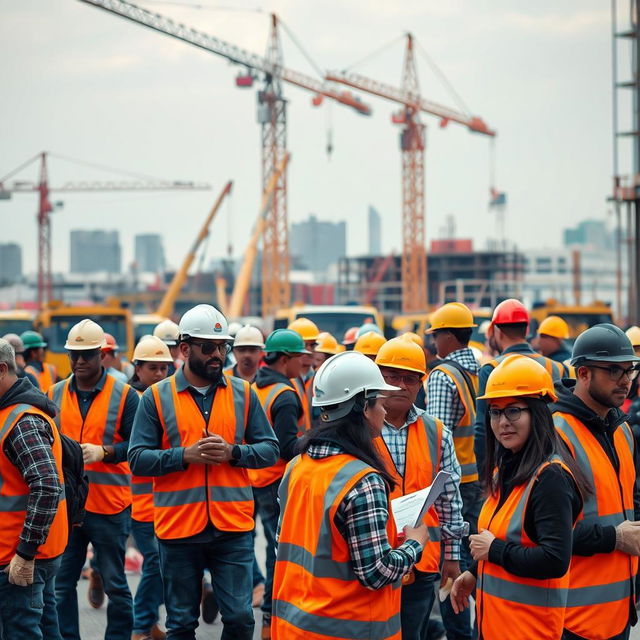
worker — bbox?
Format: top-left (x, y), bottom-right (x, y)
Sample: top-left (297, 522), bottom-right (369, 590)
top-left (0, 338), bottom-right (68, 639)
top-left (101, 333), bottom-right (129, 384)
top-left (312, 331), bottom-right (341, 368)
top-left (450, 355), bottom-right (587, 640)
top-left (552, 324), bottom-right (640, 640)
top-left (153, 318), bottom-right (182, 375)
top-left (354, 330), bottom-right (387, 361)
top-left (128, 304), bottom-right (279, 639)
top-left (49, 319), bottom-right (139, 640)
top-left (288, 317), bottom-right (320, 432)
top-left (374, 336), bottom-right (466, 640)
top-left (425, 302), bottom-right (480, 640)
top-left (474, 299), bottom-right (566, 481)
top-left (342, 326), bottom-right (359, 351)
top-left (624, 326), bottom-right (640, 412)
top-left (272, 351), bottom-right (429, 639)
top-left (534, 315), bottom-right (573, 367)
top-left (2, 332), bottom-right (39, 387)
top-left (249, 329), bottom-right (306, 639)
top-left (225, 324), bottom-right (265, 382)
top-left (21, 329), bottom-right (57, 392)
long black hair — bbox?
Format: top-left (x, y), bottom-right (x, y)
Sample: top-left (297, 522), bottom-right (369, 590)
top-left (298, 391), bottom-right (396, 492)
top-left (484, 396), bottom-right (591, 498)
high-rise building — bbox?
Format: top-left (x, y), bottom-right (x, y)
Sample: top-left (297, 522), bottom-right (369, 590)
top-left (135, 234), bottom-right (166, 273)
top-left (368, 206), bottom-right (381, 255)
top-left (290, 215), bottom-right (346, 276)
top-left (563, 219), bottom-right (614, 251)
top-left (0, 243), bottom-right (22, 285)
top-left (70, 230), bottom-right (121, 274)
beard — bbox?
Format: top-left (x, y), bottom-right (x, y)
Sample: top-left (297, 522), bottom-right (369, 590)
top-left (189, 353), bottom-right (223, 384)
top-left (588, 377), bottom-right (627, 409)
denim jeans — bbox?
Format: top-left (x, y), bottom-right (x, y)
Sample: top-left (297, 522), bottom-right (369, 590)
top-left (56, 508), bottom-right (133, 640)
top-left (401, 570), bottom-right (439, 640)
top-left (131, 518), bottom-right (164, 634)
top-left (253, 481), bottom-right (280, 620)
top-left (158, 530), bottom-right (254, 640)
top-left (0, 555), bottom-right (62, 640)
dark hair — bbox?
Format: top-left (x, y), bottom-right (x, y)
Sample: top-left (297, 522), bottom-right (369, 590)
top-left (449, 327), bottom-right (473, 345)
top-left (264, 352), bottom-right (286, 365)
top-left (496, 323), bottom-right (528, 339)
top-left (298, 392), bottom-right (396, 492)
top-left (484, 397), bottom-right (591, 498)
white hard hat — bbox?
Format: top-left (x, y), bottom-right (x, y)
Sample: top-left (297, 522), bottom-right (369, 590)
top-left (233, 325), bottom-right (265, 348)
top-left (179, 304), bottom-right (232, 341)
top-left (313, 351), bottom-right (399, 421)
top-left (228, 322), bottom-right (243, 337)
top-left (133, 336), bottom-right (173, 363)
top-left (153, 319), bottom-right (180, 346)
top-left (65, 319), bottom-right (106, 351)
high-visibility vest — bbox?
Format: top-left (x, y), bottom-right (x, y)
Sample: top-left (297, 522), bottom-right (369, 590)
top-left (0, 403), bottom-right (68, 565)
top-left (429, 362), bottom-right (478, 483)
top-left (290, 376), bottom-right (311, 435)
top-left (150, 374), bottom-right (254, 539)
top-left (248, 381), bottom-right (297, 488)
top-left (554, 411), bottom-right (637, 639)
top-left (490, 351), bottom-right (565, 383)
top-left (476, 458), bottom-right (574, 640)
top-left (272, 453), bottom-right (401, 640)
top-left (49, 374), bottom-right (132, 515)
top-left (25, 362), bottom-right (56, 393)
top-left (375, 414), bottom-right (443, 573)
top-left (130, 388), bottom-right (153, 523)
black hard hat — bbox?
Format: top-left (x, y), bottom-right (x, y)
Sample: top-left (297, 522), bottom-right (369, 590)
top-left (570, 323), bottom-right (640, 367)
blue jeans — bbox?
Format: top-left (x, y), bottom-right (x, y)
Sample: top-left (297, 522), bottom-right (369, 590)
top-left (253, 481), bottom-right (279, 619)
top-left (0, 555), bottom-right (62, 640)
top-left (401, 570), bottom-right (439, 640)
top-left (131, 518), bottom-right (164, 634)
top-left (56, 508), bottom-right (133, 640)
top-left (158, 530), bottom-right (254, 640)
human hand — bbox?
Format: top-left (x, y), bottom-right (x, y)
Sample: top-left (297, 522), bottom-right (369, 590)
top-left (402, 523), bottom-right (428, 548)
top-left (198, 434), bottom-right (233, 464)
top-left (450, 571), bottom-right (476, 614)
top-left (615, 520), bottom-right (640, 556)
top-left (3, 555), bottom-right (35, 586)
top-left (469, 529), bottom-right (496, 562)
top-left (440, 559), bottom-right (461, 588)
top-left (80, 443), bottom-right (104, 464)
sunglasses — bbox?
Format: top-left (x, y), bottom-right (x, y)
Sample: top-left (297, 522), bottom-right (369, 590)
top-left (69, 349), bottom-right (102, 362)
top-left (188, 341), bottom-right (231, 356)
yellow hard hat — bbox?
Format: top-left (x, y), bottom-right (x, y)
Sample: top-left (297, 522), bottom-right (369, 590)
top-left (288, 317), bottom-right (320, 341)
top-left (316, 332), bottom-right (341, 355)
top-left (478, 354), bottom-right (557, 402)
top-left (625, 325), bottom-right (640, 347)
top-left (354, 331), bottom-right (387, 357)
top-left (427, 302), bottom-right (477, 332)
top-left (133, 336), bottom-right (173, 363)
top-left (538, 315), bottom-right (570, 340)
top-left (375, 335), bottom-right (426, 376)
top-left (402, 331), bottom-right (424, 348)
top-left (153, 319), bottom-right (180, 346)
top-left (64, 319), bottom-right (106, 351)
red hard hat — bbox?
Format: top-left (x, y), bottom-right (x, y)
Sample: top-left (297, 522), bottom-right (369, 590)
top-left (101, 333), bottom-right (119, 352)
top-left (489, 299), bottom-right (529, 332)
top-left (342, 327), bottom-right (359, 346)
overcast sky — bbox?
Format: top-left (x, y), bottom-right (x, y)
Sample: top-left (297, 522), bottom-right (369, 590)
top-left (0, 0), bottom-right (623, 274)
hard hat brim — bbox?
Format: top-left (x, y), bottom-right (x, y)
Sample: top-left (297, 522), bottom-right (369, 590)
top-left (571, 353), bottom-right (640, 366)
top-left (426, 323), bottom-right (477, 333)
top-left (478, 389), bottom-right (558, 403)
top-left (65, 342), bottom-right (105, 351)
top-left (26, 341), bottom-right (48, 348)
top-left (181, 332), bottom-right (233, 342)
top-left (161, 339), bottom-right (177, 346)
top-left (313, 381), bottom-right (399, 407)
top-left (233, 341), bottom-right (266, 348)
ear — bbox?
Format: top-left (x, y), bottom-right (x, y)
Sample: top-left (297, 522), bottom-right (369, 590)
top-left (178, 342), bottom-right (190, 359)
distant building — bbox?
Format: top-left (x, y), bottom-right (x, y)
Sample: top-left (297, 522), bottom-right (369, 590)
top-left (290, 215), bottom-right (346, 276)
top-left (368, 206), bottom-right (381, 255)
top-left (135, 234), bottom-right (165, 273)
top-left (0, 243), bottom-right (22, 285)
top-left (563, 219), bottom-right (614, 251)
top-left (70, 230), bottom-right (121, 274)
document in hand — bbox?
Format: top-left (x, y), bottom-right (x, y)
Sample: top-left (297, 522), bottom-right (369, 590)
top-left (390, 470), bottom-right (452, 531)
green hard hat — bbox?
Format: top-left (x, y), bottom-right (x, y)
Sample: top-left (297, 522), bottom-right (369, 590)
top-left (264, 329), bottom-right (310, 354)
top-left (20, 330), bottom-right (47, 350)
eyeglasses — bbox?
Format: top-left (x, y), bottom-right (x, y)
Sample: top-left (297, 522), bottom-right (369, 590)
top-left (588, 364), bottom-right (640, 382)
top-left (382, 371), bottom-right (422, 386)
top-left (69, 349), bottom-right (101, 362)
top-left (488, 406), bottom-right (530, 422)
top-left (188, 341), bottom-right (231, 356)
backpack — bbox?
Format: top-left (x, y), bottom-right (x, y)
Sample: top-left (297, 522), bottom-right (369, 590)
top-left (58, 433), bottom-right (89, 530)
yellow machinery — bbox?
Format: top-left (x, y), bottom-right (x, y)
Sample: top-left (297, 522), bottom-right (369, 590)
top-left (133, 313), bottom-right (167, 344)
top-left (0, 309), bottom-right (35, 336)
top-left (529, 300), bottom-right (614, 342)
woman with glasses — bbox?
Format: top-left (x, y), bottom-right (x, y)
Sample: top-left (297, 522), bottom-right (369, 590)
top-left (451, 354), bottom-right (589, 640)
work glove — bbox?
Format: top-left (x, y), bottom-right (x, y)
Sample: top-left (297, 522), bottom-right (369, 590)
top-left (3, 554), bottom-right (35, 586)
top-left (615, 520), bottom-right (640, 556)
top-left (81, 443), bottom-right (105, 464)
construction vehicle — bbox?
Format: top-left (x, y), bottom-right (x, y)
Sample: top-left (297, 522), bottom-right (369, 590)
top-left (529, 300), bottom-right (614, 343)
top-left (0, 310), bottom-right (35, 336)
top-left (133, 313), bottom-right (167, 344)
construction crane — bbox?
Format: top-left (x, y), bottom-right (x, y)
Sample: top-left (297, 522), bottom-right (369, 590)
top-left (78, 0), bottom-right (372, 316)
top-left (0, 151), bottom-right (210, 308)
top-left (326, 35), bottom-right (496, 313)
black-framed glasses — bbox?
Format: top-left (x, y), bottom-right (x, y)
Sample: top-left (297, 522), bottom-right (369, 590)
top-left (188, 341), bottom-right (231, 356)
top-left (382, 371), bottom-right (422, 386)
top-left (69, 349), bottom-right (102, 362)
top-left (588, 364), bottom-right (640, 382)
top-left (488, 406), bottom-right (530, 422)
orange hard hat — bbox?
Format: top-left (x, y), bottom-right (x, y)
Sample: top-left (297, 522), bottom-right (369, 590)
top-left (489, 299), bottom-right (529, 333)
top-left (478, 354), bottom-right (557, 402)
top-left (428, 303), bottom-right (477, 332)
top-left (538, 316), bottom-right (570, 340)
top-left (101, 333), bottom-right (119, 352)
top-left (402, 331), bottom-right (424, 348)
top-left (375, 335), bottom-right (426, 376)
top-left (354, 331), bottom-right (387, 356)
top-left (316, 332), bottom-right (341, 355)
top-left (288, 317), bottom-right (320, 342)
top-left (342, 326), bottom-right (360, 346)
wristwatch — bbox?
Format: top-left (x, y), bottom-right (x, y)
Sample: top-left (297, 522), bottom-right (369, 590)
top-left (231, 445), bottom-right (241, 461)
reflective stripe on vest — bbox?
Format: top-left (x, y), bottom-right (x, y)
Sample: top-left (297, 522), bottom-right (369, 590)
top-left (0, 403), bottom-right (68, 564)
top-left (272, 453), bottom-right (401, 640)
top-left (151, 374), bottom-right (253, 538)
top-left (49, 374), bottom-right (131, 515)
top-left (553, 412), bottom-right (637, 639)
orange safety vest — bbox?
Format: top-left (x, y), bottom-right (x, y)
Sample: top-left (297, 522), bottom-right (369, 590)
top-left (291, 376), bottom-right (311, 435)
top-left (150, 374), bottom-right (254, 539)
top-left (49, 374), bottom-right (132, 515)
top-left (130, 388), bottom-right (154, 523)
top-left (25, 362), bottom-right (56, 393)
top-left (272, 453), bottom-right (401, 640)
top-left (375, 414), bottom-right (443, 573)
top-left (0, 404), bottom-right (68, 565)
top-left (554, 412), bottom-right (637, 639)
top-left (429, 363), bottom-right (479, 483)
top-left (248, 381), bottom-right (298, 488)
top-left (476, 458), bottom-right (574, 640)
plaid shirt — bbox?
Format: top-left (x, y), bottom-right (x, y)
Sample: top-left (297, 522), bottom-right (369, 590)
top-left (426, 348), bottom-right (479, 431)
top-left (381, 406), bottom-right (465, 560)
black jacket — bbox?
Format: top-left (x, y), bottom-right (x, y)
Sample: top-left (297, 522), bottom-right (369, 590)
top-left (0, 376), bottom-right (58, 417)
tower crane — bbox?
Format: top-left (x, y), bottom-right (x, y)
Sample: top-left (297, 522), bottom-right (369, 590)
top-left (326, 34), bottom-right (495, 312)
top-left (0, 151), bottom-right (210, 308)
top-left (78, 0), bottom-right (372, 316)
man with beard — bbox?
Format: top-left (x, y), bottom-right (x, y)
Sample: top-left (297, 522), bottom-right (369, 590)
top-left (128, 304), bottom-right (279, 640)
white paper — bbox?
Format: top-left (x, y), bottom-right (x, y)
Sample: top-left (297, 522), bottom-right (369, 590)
top-left (390, 470), bottom-right (452, 530)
